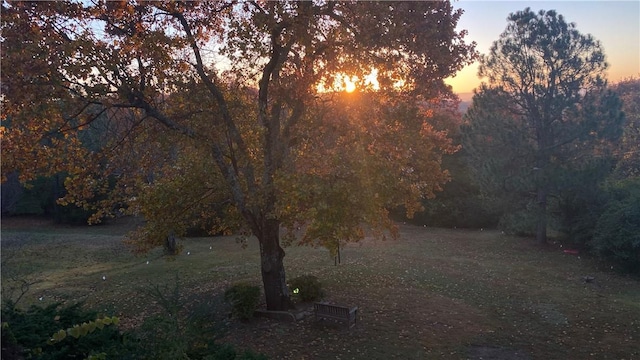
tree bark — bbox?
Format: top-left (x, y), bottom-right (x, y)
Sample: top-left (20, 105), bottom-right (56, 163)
top-left (535, 187), bottom-right (548, 244)
top-left (534, 110), bottom-right (550, 245)
top-left (256, 218), bottom-right (294, 311)
top-left (165, 231), bottom-right (178, 255)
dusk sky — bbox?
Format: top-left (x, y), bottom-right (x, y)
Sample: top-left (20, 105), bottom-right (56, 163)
top-left (446, 1), bottom-right (640, 96)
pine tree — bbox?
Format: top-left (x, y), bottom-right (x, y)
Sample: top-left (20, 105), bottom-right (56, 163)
top-left (463, 8), bottom-right (624, 243)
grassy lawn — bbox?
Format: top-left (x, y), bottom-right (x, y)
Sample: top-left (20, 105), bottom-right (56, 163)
top-left (2, 218), bottom-right (638, 359)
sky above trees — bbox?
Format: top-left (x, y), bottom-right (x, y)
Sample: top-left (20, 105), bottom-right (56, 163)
top-left (446, 1), bottom-right (640, 95)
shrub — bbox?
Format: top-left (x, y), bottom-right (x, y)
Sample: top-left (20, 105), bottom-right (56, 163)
top-left (131, 276), bottom-right (226, 359)
top-left (224, 283), bottom-right (261, 320)
top-left (0, 281), bottom-right (267, 360)
top-left (591, 178), bottom-right (640, 274)
top-left (0, 301), bottom-right (127, 360)
top-left (288, 275), bottom-right (324, 302)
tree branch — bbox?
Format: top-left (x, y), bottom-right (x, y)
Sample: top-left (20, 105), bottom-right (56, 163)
top-left (168, 8), bottom-right (257, 212)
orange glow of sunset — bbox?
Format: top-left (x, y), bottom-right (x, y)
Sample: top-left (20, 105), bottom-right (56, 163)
top-left (448, 1), bottom-right (639, 96)
top-left (317, 70), bottom-right (380, 93)
top-left (343, 76), bottom-right (356, 93)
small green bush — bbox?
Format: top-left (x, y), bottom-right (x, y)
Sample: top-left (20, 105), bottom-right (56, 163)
top-left (288, 275), bottom-right (324, 302)
top-left (224, 283), bottom-right (260, 320)
top-left (131, 276), bottom-right (223, 359)
top-left (131, 277), bottom-right (267, 359)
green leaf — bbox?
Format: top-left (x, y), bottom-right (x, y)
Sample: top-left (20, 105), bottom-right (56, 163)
top-left (79, 323), bottom-right (89, 336)
top-left (52, 329), bottom-right (67, 342)
top-left (68, 326), bottom-right (81, 339)
top-left (87, 321), bottom-right (97, 333)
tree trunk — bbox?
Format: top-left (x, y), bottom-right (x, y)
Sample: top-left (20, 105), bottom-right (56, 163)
top-left (165, 231), bottom-right (178, 255)
top-left (534, 123), bottom-right (550, 245)
top-left (536, 187), bottom-right (548, 244)
top-left (257, 218), bottom-right (294, 311)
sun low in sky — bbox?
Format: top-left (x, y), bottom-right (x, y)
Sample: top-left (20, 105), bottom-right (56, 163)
top-left (343, 76), bottom-right (357, 93)
top-left (318, 70), bottom-right (380, 93)
top-left (446, 0), bottom-right (640, 98)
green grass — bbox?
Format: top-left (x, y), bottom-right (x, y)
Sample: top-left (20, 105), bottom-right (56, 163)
top-left (2, 218), bottom-right (639, 359)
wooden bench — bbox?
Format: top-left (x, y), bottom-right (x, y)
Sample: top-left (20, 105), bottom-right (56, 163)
top-left (314, 302), bottom-right (358, 328)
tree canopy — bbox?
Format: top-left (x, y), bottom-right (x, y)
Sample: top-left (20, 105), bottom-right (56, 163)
top-left (463, 8), bottom-right (623, 243)
top-left (1, 1), bottom-right (475, 310)
top-left (611, 77), bottom-right (640, 179)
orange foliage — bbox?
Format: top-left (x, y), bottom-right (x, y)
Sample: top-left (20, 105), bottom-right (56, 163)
top-left (2, 0), bottom-right (475, 309)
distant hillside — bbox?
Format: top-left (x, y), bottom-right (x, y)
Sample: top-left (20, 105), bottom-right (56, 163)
top-left (457, 92), bottom-right (473, 114)
top-left (459, 100), bottom-right (472, 114)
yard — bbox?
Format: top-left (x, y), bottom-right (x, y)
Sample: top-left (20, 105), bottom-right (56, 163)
top-left (2, 217), bottom-right (638, 359)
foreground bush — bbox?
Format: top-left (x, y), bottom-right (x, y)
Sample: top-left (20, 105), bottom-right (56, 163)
top-left (131, 277), bottom-right (266, 359)
top-left (288, 275), bottom-right (324, 302)
top-left (1, 282), bottom-right (268, 360)
top-left (0, 301), bottom-right (128, 360)
top-left (224, 283), bottom-right (261, 320)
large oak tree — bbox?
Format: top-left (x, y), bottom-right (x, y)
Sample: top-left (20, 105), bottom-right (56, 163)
top-left (1, 1), bottom-right (474, 310)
